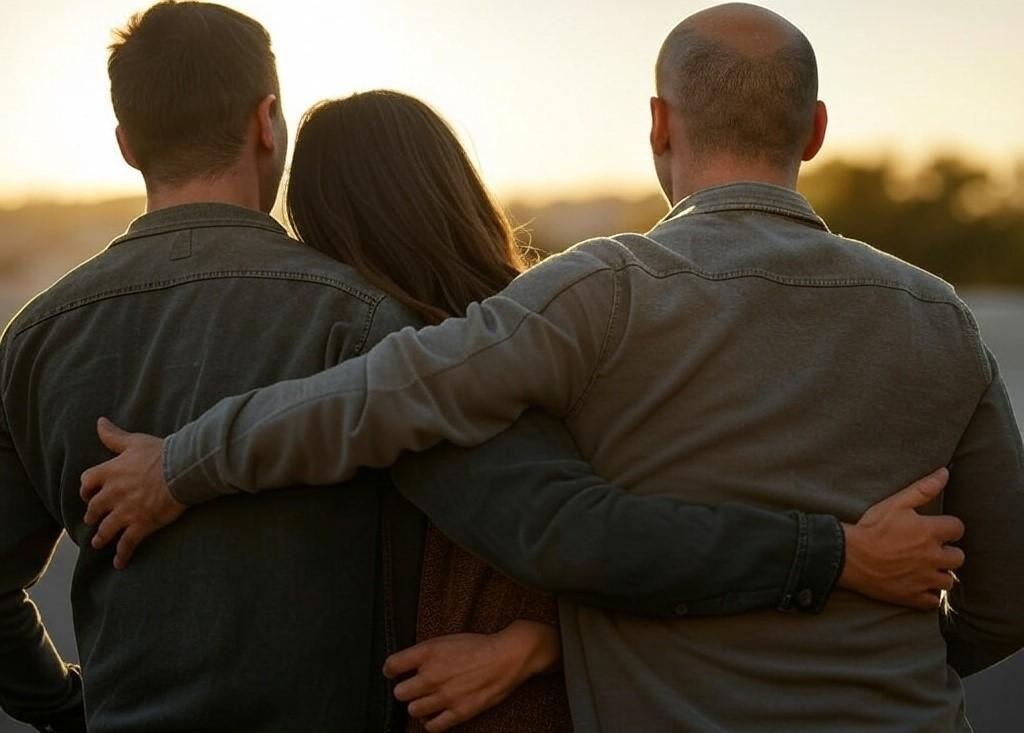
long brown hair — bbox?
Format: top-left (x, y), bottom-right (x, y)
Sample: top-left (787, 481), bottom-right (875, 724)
top-left (286, 90), bottom-right (528, 324)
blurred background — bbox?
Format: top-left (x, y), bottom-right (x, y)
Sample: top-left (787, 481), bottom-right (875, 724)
top-left (1, 0), bottom-right (1022, 730)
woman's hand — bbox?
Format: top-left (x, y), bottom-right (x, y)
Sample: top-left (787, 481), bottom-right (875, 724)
top-left (383, 620), bottom-right (561, 732)
top-left (80, 418), bottom-right (186, 568)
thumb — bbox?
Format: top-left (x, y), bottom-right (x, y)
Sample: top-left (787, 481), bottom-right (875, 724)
top-left (886, 467), bottom-right (950, 510)
top-left (97, 417), bottom-right (133, 454)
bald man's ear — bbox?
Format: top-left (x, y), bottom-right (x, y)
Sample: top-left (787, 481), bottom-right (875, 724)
top-left (801, 101), bottom-right (828, 162)
top-left (650, 96), bottom-right (672, 155)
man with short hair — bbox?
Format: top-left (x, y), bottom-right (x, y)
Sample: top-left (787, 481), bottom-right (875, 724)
top-left (0, 3), bottom-right (965, 732)
top-left (0, 3), bottom-right (426, 731)
top-left (84, 3), bottom-right (1024, 732)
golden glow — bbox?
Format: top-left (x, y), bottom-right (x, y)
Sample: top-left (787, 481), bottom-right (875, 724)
top-left (1, 0), bottom-right (1022, 206)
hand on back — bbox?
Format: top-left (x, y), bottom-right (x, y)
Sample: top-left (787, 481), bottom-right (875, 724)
top-left (383, 620), bottom-right (561, 732)
top-left (80, 418), bottom-right (185, 568)
top-left (840, 468), bottom-right (965, 610)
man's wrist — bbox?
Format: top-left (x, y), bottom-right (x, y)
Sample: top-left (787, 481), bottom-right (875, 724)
top-left (501, 620), bottom-right (560, 678)
top-left (836, 522), bottom-right (859, 590)
top-left (163, 431), bottom-right (221, 506)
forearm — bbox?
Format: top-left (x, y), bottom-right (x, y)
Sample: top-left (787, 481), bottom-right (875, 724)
top-left (0, 590), bottom-right (84, 729)
top-left (165, 263), bottom-right (615, 505)
top-left (0, 425), bottom-right (83, 730)
top-left (166, 315), bottom-right (530, 503)
top-left (942, 353), bottom-right (1024, 675)
top-left (392, 412), bottom-right (843, 617)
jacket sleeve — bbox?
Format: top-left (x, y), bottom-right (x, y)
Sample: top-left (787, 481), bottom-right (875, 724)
top-left (942, 347), bottom-right (1024, 677)
top-left (391, 410), bottom-right (844, 617)
top-left (165, 246), bottom-right (620, 505)
top-left (0, 400), bottom-right (85, 730)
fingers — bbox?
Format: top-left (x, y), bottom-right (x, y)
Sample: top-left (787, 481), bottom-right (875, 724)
top-left (889, 468), bottom-right (950, 509)
top-left (939, 545), bottom-right (966, 571)
top-left (408, 694), bottom-right (446, 719)
top-left (394, 675), bottom-right (432, 703)
top-left (911, 593), bottom-right (942, 611)
top-left (114, 527), bottom-right (146, 570)
top-left (96, 417), bottom-right (133, 454)
top-left (83, 484), bottom-right (115, 524)
top-left (929, 516), bottom-right (966, 543)
top-left (384, 644), bottom-right (429, 679)
top-left (930, 571), bottom-right (956, 593)
top-left (80, 460), bottom-right (115, 503)
top-left (91, 509), bottom-right (129, 550)
top-left (424, 709), bottom-right (464, 733)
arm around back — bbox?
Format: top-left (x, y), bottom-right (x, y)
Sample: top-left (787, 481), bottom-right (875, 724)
top-left (942, 348), bottom-right (1024, 677)
top-left (164, 245), bottom-right (620, 503)
top-left (0, 398), bottom-right (85, 730)
top-left (391, 410), bottom-right (843, 617)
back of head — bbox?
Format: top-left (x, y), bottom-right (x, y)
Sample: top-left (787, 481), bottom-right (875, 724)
top-left (286, 90), bottom-right (525, 325)
top-left (656, 3), bottom-right (818, 168)
top-left (108, 1), bottom-right (280, 185)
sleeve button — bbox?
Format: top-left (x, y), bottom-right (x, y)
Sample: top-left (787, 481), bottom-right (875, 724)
top-left (796, 588), bottom-right (814, 608)
top-left (674, 602), bottom-right (689, 616)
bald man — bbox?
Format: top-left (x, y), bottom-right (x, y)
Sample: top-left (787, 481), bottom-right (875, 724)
top-left (83, 3), bottom-right (1024, 731)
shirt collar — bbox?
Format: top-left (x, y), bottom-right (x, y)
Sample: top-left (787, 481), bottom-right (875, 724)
top-left (109, 202), bottom-right (287, 248)
top-left (656, 181), bottom-right (829, 232)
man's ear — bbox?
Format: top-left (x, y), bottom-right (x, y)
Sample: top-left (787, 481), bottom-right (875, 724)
top-left (115, 126), bottom-right (140, 171)
top-left (801, 100), bottom-right (828, 162)
top-left (256, 94), bottom-right (279, 153)
top-left (650, 96), bottom-right (672, 156)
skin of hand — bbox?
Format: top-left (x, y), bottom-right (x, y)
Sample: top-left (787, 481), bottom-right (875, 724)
top-left (839, 467), bottom-right (965, 610)
top-left (382, 619), bottom-right (561, 732)
top-left (80, 418), bottom-right (185, 569)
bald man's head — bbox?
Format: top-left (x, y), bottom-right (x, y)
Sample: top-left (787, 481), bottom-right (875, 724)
top-left (656, 3), bottom-right (818, 168)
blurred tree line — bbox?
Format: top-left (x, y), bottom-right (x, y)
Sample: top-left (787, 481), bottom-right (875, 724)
top-left (800, 157), bottom-right (1024, 286)
top-left (0, 157), bottom-right (1021, 299)
top-left (511, 157), bottom-right (1024, 287)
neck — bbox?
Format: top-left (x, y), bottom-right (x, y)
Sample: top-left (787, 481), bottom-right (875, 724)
top-left (669, 155), bottom-right (799, 205)
top-left (144, 165), bottom-right (265, 214)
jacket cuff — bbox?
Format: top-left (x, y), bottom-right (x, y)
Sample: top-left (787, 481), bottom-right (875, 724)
top-left (776, 513), bottom-right (845, 614)
top-left (163, 430), bottom-right (224, 506)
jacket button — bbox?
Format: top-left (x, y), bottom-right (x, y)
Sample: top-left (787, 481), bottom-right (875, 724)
top-left (674, 602), bottom-right (689, 616)
top-left (797, 588), bottom-right (814, 608)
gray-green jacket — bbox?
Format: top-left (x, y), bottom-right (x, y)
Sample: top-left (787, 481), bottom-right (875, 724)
top-left (165, 183), bottom-right (1024, 732)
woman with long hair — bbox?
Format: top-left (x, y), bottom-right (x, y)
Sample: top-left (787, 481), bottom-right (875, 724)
top-left (285, 90), bottom-right (570, 733)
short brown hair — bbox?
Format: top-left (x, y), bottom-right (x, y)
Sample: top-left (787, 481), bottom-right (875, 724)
top-left (108, 1), bottom-right (280, 184)
top-left (286, 91), bottom-right (527, 325)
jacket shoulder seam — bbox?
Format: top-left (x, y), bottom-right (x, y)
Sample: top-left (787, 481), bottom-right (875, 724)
top-left (9, 270), bottom-right (382, 340)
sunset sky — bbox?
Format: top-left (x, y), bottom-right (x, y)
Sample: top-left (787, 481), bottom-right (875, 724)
top-left (1, 0), bottom-right (1022, 206)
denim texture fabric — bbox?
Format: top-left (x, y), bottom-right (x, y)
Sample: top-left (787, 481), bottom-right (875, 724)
top-left (0, 204), bottom-right (425, 732)
top-left (165, 184), bottom-right (1024, 731)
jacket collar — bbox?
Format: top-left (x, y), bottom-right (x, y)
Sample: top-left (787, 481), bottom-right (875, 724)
top-left (658, 181), bottom-right (829, 232)
top-left (109, 203), bottom-right (287, 248)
